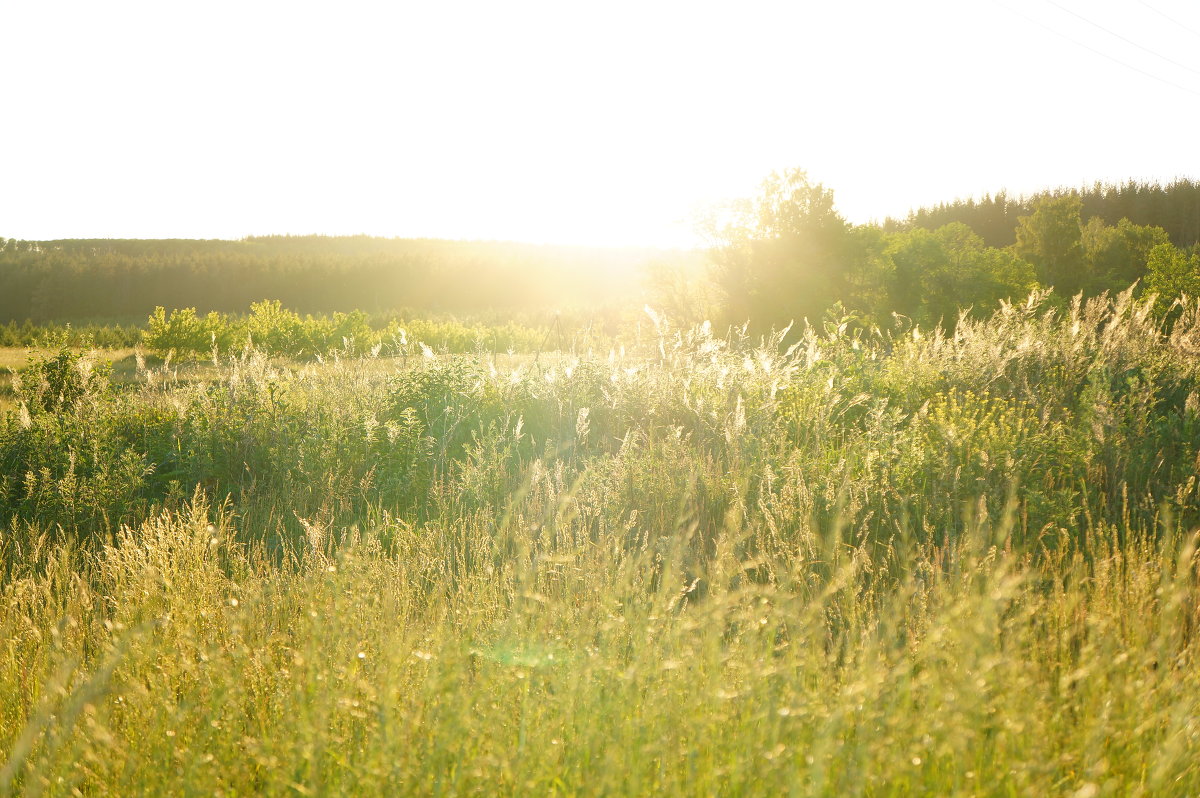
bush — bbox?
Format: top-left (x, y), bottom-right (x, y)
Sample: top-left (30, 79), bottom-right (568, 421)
top-left (14, 341), bottom-right (111, 415)
top-left (145, 306), bottom-right (227, 358)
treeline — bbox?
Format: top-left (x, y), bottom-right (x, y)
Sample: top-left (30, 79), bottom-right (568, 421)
top-left (693, 170), bottom-right (1200, 334)
top-left (0, 235), bottom-right (676, 324)
top-left (893, 178), bottom-right (1200, 249)
top-left (4, 177), bottom-right (1197, 337)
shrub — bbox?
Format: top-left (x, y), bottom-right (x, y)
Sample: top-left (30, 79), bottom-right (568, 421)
top-left (14, 341), bottom-right (111, 415)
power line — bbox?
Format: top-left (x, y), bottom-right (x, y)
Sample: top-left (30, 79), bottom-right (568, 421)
top-left (1137, 0), bottom-right (1200, 42)
top-left (990, 0), bottom-right (1200, 98)
top-left (1043, 0), bottom-right (1200, 77)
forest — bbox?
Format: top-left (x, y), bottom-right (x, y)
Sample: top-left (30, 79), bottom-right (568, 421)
top-left (894, 177), bottom-right (1200, 250)
top-left (0, 236), bottom-right (677, 326)
top-left (694, 172), bottom-right (1200, 335)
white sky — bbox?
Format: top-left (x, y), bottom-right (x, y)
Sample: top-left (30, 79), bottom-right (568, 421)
top-left (3, 0), bottom-right (1198, 247)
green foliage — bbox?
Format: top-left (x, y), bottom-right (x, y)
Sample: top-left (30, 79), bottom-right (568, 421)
top-left (145, 306), bottom-right (227, 358)
top-left (299, 309), bottom-right (374, 356)
top-left (1014, 194), bottom-right (1088, 296)
top-left (142, 303), bottom-right (550, 360)
top-left (0, 321), bottom-right (141, 349)
top-left (703, 171), bottom-right (1043, 334)
top-left (892, 387), bottom-right (1083, 538)
top-left (899, 177), bottom-right (1200, 250)
top-left (14, 340), bottom-right (111, 415)
top-left (704, 172), bottom-right (1193, 335)
top-left (1, 348), bottom-right (151, 536)
top-left (707, 168), bottom-right (855, 333)
top-left (1083, 215), bottom-right (1170, 289)
top-left (376, 316), bottom-right (547, 356)
top-left (5, 288), bottom-right (1199, 550)
top-left (243, 299), bottom-right (304, 356)
top-left (1146, 242), bottom-right (1200, 317)
top-left (884, 223), bottom-right (1038, 326)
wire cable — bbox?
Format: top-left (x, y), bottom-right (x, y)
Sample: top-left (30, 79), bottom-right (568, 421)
top-left (990, 0), bottom-right (1200, 97)
top-left (1043, 0), bottom-right (1200, 76)
top-left (1136, 0), bottom-right (1200, 42)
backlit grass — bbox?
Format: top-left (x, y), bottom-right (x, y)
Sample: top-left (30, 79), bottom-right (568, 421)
top-left (2, 289), bottom-right (1199, 795)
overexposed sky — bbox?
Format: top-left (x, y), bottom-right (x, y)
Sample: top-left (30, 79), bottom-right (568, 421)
top-left (3, 0), bottom-right (1198, 246)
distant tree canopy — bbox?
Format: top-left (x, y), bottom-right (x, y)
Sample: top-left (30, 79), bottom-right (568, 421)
top-left (0, 236), bottom-right (679, 325)
top-left (891, 178), bottom-right (1200, 250)
top-left (705, 169), bottom-right (1199, 334)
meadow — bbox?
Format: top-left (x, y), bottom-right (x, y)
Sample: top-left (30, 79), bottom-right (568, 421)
top-left (2, 288), bottom-right (1200, 795)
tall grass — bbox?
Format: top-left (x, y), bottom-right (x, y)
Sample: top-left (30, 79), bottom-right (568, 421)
top-left (2, 288), bottom-right (1199, 795)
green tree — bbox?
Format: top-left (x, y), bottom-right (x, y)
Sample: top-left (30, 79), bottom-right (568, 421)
top-left (1082, 216), bottom-right (1170, 290)
top-left (885, 223), bottom-right (1037, 327)
top-left (1013, 195), bottom-right (1087, 296)
top-left (245, 299), bottom-right (304, 356)
top-left (885, 227), bottom-right (948, 322)
top-left (145, 306), bottom-right (228, 358)
top-left (1145, 242), bottom-right (1200, 317)
top-left (707, 168), bottom-right (856, 334)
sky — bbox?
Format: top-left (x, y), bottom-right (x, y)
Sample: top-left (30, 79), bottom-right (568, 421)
top-left (3, 0), bottom-right (1199, 247)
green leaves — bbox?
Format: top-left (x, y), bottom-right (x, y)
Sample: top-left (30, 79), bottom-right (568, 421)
top-left (1014, 195), bottom-right (1088, 297)
top-left (144, 306), bottom-right (225, 359)
top-left (883, 224), bottom-right (1037, 328)
top-left (15, 343), bottom-right (111, 416)
top-left (144, 303), bottom-right (548, 360)
top-left (1146, 242), bottom-right (1200, 317)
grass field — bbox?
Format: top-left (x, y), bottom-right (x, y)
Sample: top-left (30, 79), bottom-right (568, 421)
top-left (2, 291), bottom-right (1200, 795)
